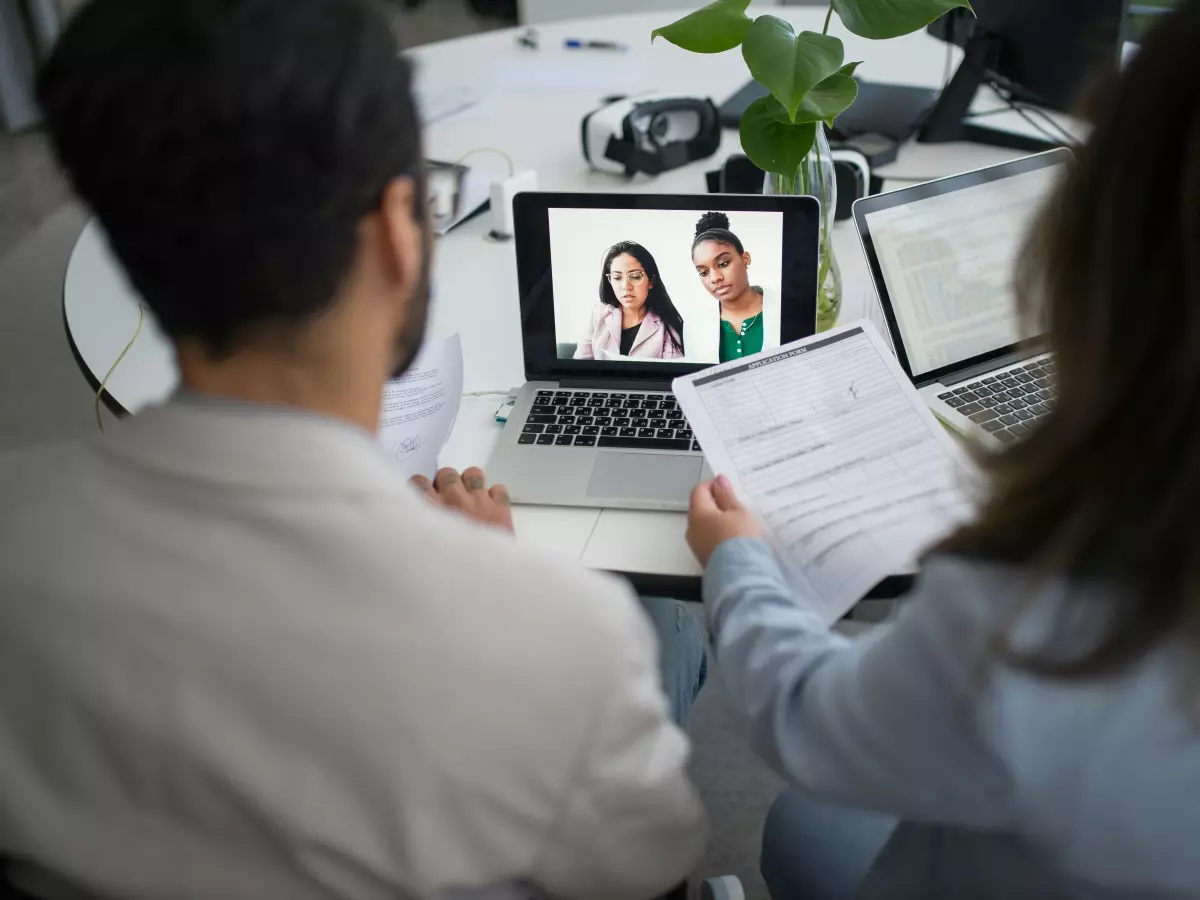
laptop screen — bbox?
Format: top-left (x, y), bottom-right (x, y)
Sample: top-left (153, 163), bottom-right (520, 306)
top-left (549, 207), bottom-right (785, 364)
top-left (855, 151), bottom-right (1070, 383)
top-left (513, 193), bottom-right (822, 384)
top-left (1123, 2), bottom-right (1179, 64)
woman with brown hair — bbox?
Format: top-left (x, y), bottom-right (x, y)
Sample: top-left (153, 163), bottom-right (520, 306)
top-left (686, 2), bottom-right (1200, 898)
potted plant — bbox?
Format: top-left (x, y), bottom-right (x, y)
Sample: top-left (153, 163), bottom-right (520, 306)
top-left (652, 0), bottom-right (973, 331)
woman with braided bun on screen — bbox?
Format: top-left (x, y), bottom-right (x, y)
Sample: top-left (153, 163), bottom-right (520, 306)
top-left (691, 211), bottom-right (782, 363)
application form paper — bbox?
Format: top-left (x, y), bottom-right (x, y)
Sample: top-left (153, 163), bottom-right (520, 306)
top-left (673, 322), bottom-right (974, 623)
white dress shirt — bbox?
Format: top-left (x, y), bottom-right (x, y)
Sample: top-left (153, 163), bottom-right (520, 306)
top-left (0, 398), bottom-right (705, 900)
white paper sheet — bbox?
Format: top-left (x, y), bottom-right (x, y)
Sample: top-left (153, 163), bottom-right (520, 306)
top-left (415, 83), bottom-right (485, 125)
top-left (491, 57), bottom-right (649, 94)
top-left (673, 321), bottom-right (974, 624)
top-left (378, 334), bottom-right (463, 480)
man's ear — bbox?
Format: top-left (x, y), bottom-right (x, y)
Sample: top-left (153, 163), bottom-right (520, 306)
top-left (378, 175), bottom-right (424, 301)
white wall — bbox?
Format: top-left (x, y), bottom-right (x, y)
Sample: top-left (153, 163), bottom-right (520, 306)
top-left (549, 206), bottom-right (784, 361)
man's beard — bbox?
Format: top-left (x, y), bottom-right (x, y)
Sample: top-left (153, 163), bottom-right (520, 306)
top-left (388, 245), bottom-right (432, 379)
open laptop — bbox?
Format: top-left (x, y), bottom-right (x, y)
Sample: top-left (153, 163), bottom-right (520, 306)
top-left (853, 149), bottom-right (1072, 447)
top-left (486, 192), bottom-right (820, 511)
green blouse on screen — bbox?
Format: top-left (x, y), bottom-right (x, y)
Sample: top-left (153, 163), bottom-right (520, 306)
top-left (718, 306), bottom-right (764, 362)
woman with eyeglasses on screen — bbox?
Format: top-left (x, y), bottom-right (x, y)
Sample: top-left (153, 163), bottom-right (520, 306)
top-left (688, 2), bottom-right (1200, 898)
top-left (574, 241), bottom-right (686, 360)
top-left (690, 212), bottom-right (781, 363)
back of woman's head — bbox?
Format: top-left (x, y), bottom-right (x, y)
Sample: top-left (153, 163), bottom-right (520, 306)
top-left (598, 241), bottom-right (685, 354)
top-left (940, 0), bottom-right (1200, 676)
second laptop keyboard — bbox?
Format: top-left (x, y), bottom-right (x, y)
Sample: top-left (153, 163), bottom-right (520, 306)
top-left (518, 390), bottom-right (701, 452)
top-left (938, 356), bottom-right (1056, 444)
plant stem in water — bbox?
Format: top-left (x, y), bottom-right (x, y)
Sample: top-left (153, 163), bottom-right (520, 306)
top-left (812, 135), bottom-right (832, 297)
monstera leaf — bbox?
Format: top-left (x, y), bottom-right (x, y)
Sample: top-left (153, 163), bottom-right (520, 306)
top-left (651, 0), bottom-right (752, 53)
top-left (767, 70), bottom-right (861, 127)
top-left (740, 98), bottom-right (818, 176)
top-left (741, 18), bottom-right (844, 121)
top-left (832, 0), bottom-right (973, 40)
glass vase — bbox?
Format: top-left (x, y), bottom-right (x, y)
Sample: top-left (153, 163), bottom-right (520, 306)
top-left (764, 124), bottom-right (842, 332)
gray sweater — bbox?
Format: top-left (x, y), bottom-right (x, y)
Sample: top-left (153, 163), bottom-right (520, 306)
top-left (704, 538), bottom-right (1200, 899)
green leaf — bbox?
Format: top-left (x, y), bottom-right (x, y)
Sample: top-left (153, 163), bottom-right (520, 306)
top-left (651, 0), bottom-right (753, 54)
top-left (796, 72), bottom-right (859, 125)
top-left (832, 0), bottom-right (973, 40)
top-left (741, 18), bottom-right (844, 121)
top-left (758, 70), bottom-right (856, 127)
top-left (839, 61), bottom-right (863, 77)
top-left (740, 97), bottom-right (818, 177)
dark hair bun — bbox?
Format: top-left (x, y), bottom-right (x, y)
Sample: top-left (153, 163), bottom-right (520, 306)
top-left (695, 211), bottom-right (730, 236)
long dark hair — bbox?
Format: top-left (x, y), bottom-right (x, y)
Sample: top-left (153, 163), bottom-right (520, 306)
top-left (598, 241), bottom-right (685, 354)
top-left (937, 0), bottom-right (1200, 678)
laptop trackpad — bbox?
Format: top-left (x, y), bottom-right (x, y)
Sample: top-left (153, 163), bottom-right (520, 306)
top-left (586, 452), bottom-right (705, 502)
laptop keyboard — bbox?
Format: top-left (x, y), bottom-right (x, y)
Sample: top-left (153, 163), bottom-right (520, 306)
top-left (938, 356), bottom-right (1056, 445)
top-left (516, 390), bottom-right (701, 452)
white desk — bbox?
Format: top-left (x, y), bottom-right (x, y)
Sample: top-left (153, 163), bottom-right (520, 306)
top-left (62, 9), bottom-right (1064, 591)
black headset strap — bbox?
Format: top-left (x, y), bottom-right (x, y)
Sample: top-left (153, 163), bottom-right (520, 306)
top-left (602, 99), bottom-right (720, 176)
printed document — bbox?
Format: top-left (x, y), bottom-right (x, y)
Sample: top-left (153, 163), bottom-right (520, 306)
top-left (378, 334), bottom-right (463, 480)
top-left (673, 322), bottom-right (974, 623)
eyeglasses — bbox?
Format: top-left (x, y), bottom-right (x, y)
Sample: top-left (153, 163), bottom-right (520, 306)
top-left (608, 270), bottom-right (647, 286)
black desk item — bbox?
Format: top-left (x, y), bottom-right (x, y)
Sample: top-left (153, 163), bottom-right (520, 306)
top-left (717, 80), bottom-right (767, 129)
top-left (707, 152), bottom-right (879, 222)
top-left (719, 79), bottom-right (939, 144)
top-left (583, 96), bottom-right (721, 177)
top-left (921, 1), bottom-right (1125, 151)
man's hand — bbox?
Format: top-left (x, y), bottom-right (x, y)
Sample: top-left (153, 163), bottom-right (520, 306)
top-left (686, 475), bottom-right (763, 568)
top-left (410, 466), bottom-right (514, 533)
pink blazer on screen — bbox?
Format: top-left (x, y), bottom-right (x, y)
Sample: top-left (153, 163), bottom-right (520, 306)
top-left (573, 304), bottom-right (684, 360)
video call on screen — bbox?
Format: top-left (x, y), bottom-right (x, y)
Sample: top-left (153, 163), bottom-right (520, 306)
top-left (549, 207), bottom-right (786, 365)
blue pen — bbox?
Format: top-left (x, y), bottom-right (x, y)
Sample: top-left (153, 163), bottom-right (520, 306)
top-left (564, 38), bottom-right (629, 51)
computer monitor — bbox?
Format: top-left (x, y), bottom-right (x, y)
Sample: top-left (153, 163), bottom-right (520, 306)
top-left (921, 0), bottom-right (1127, 151)
top-left (1122, 2), bottom-right (1179, 62)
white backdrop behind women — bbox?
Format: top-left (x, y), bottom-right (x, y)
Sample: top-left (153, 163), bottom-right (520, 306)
top-left (548, 207), bottom-right (785, 361)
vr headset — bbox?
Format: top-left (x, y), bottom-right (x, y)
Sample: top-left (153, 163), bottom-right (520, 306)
top-left (582, 95), bottom-right (721, 177)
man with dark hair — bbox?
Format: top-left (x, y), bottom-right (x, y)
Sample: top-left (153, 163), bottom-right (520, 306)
top-left (0, 1), bottom-right (706, 897)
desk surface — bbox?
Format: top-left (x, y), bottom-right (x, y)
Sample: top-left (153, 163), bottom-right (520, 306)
top-left (61, 8), bottom-right (1069, 588)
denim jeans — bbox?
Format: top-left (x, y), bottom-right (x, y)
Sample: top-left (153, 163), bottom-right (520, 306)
top-left (761, 793), bottom-right (1079, 900)
top-left (761, 793), bottom-right (898, 900)
top-left (638, 597), bottom-right (707, 729)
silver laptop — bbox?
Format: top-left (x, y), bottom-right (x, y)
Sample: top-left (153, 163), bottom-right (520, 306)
top-left (487, 192), bottom-right (821, 511)
top-left (853, 149), bottom-right (1072, 448)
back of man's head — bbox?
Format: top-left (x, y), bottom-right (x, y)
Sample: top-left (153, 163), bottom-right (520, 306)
top-left (39, 0), bottom-right (421, 357)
